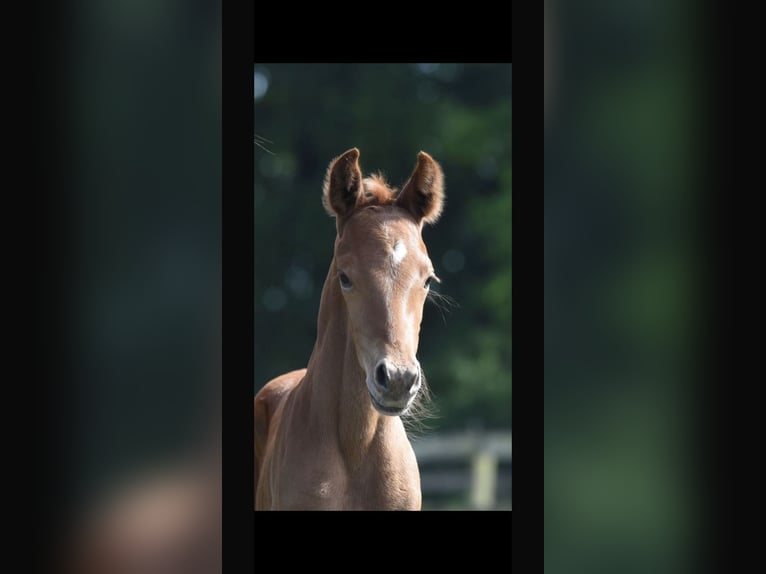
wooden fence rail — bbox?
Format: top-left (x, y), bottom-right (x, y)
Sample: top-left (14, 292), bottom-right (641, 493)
top-left (411, 431), bottom-right (512, 510)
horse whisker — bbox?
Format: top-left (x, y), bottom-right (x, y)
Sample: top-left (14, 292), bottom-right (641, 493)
top-left (254, 134), bottom-right (276, 155)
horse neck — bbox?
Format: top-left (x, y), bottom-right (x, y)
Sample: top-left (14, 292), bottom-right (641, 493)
top-left (302, 260), bottom-right (395, 463)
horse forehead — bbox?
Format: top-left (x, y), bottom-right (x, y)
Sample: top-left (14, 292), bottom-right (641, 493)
top-left (340, 211), bottom-right (424, 256)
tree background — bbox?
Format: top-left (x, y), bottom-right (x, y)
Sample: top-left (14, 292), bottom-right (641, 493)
top-left (254, 63), bottom-right (512, 431)
top-left (545, 0), bottom-right (700, 569)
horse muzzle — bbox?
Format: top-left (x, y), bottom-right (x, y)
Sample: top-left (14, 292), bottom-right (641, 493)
top-left (368, 359), bottom-right (421, 415)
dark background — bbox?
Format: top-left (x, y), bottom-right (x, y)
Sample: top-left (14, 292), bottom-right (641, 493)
top-left (65, 0), bottom-right (222, 509)
top-left (545, 0), bottom-right (714, 571)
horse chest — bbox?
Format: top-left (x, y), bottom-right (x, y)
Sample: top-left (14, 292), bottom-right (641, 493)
top-left (275, 443), bottom-right (421, 510)
top-left (345, 464), bottom-right (422, 510)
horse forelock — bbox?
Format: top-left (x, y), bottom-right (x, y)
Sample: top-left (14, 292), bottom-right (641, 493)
top-left (360, 173), bottom-right (398, 206)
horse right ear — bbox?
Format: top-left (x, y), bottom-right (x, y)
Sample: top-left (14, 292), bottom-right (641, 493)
top-left (322, 148), bottom-right (363, 219)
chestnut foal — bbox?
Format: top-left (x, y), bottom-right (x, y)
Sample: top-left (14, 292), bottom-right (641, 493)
top-left (255, 148), bottom-right (444, 510)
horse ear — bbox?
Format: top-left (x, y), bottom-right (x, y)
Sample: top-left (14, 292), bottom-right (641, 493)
top-left (397, 151), bottom-right (445, 225)
top-left (322, 148), bottom-right (363, 218)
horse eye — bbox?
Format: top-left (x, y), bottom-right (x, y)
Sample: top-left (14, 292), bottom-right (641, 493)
top-left (424, 277), bottom-right (433, 289)
top-left (339, 272), bottom-right (352, 289)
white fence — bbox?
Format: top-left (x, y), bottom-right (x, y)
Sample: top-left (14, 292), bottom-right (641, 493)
top-left (411, 431), bottom-right (512, 510)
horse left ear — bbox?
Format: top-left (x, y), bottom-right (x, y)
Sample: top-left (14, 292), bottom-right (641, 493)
top-left (397, 151), bottom-right (445, 226)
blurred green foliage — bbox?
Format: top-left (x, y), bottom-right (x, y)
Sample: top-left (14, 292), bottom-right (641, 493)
top-left (69, 0), bottom-right (220, 507)
top-left (545, 0), bottom-right (700, 571)
top-left (254, 64), bottom-right (511, 430)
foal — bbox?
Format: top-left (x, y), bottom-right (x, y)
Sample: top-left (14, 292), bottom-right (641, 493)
top-left (255, 148), bottom-right (445, 510)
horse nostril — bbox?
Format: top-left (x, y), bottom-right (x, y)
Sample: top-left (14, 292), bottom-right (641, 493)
top-left (375, 363), bottom-right (389, 388)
